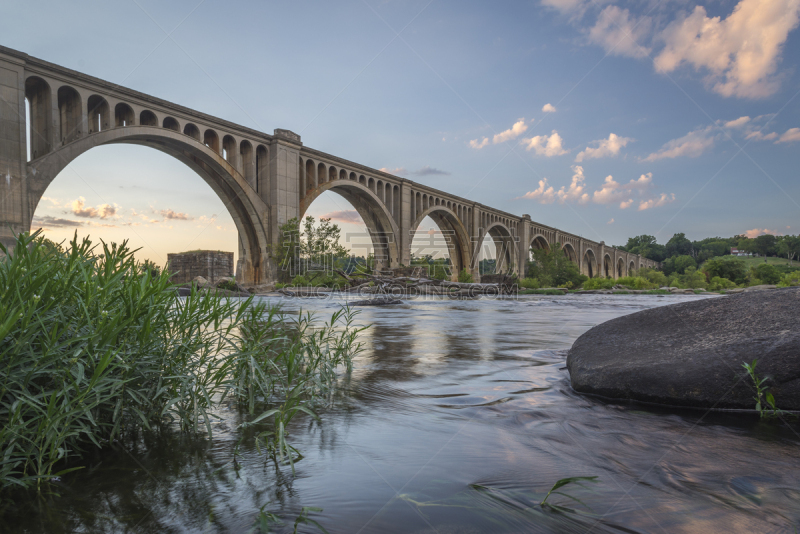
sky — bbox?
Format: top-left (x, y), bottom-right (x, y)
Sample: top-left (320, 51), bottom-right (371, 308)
top-left (4, 0), bottom-right (800, 265)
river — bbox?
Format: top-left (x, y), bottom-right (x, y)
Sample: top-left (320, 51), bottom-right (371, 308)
top-left (7, 294), bottom-right (800, 533)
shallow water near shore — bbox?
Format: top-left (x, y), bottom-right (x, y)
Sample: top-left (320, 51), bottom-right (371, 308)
top-left (5, 293), bottom-right (800, 533)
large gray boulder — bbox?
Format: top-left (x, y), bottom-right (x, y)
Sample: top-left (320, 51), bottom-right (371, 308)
top-left (567, 287), bottom-right (800, 411)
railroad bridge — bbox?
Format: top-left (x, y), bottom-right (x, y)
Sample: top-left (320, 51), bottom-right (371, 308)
top-left (0, 46), bottom-right (658, 284)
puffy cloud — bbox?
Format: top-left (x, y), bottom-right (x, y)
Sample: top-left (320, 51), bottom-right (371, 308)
top-left (469, 138), bottom-right (489, 150)
top-left (641, 126), bottom-right (715, 162)
top-left (522, 130), bottom-right (568, 157)
top-left (620, 199), bottom-right (634, 209)
top-left (470, 118), bottom-right (530, 149)
top-left (519, 178), bottom-right (557, 203)
top-left (607, 218), bottom-right (615, 224)
top-left (746, 130), bottom-right (779, 141)
top-left (40, 196), bottom-right (60, 206)
top-left (638, 193), bottom-right (676, 211)
top-left (32, 216), bottom-right (83, 229)
top-left (493, 118), bottom-right (529, 144)
top-left (379, 167), bottom-right (408, 175)
top-left (744, 227), bottom-right (782, 238)
top-left (160, 209), bottom-right (193, 220)
top-left (575, 133), bottom-right (632, 162)
top-left (556, 165), bottom-right (590, 204)
top-left (592, 173), bottom-right (652, 205)
top-left (588, 6), bottom-right (652, 58)
top-left (412, 166), bottom-right (451, 176)
top-left (70, 197), bottom-right (119, 219)
top-left (542, 103), bottom-right (557, 113)
top-left (724, 116), bottom-right (751, 128)
top-left (654, 0), bottom-right (800, 98)
top-left (777, 128), bottom-right (800, 143)
top-left (320, 210), bottom-right (364, 224)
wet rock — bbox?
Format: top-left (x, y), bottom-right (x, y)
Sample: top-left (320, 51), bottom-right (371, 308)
top-left (743, 284), bottom-right (778, 292)
top-left (567, 287), bottom-right (800, 410)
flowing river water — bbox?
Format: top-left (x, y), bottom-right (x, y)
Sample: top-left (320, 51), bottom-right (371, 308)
top-left (7, 294), bottom-right (800, 533)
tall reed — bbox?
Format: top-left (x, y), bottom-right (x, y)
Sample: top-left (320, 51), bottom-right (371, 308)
top-left (0, 232), bottom-right (366, 490)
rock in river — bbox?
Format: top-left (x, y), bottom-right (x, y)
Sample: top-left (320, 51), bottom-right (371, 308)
top-left (567, 287), bottom-right (800, 411)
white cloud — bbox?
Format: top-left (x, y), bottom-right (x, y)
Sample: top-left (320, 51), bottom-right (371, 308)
top-left (542, 103), bottom-right (557, 113)
top-left (493, 118), bottom-right (529, 144)
top-left (556, 165), bottom-right (590, 204)
top-left (607, 218), bottom-right (615, 224)
top-left (519, 178), bottom-right (557, 203)
top-left (575, 133), bottom-right (632, 162)
top-left (654, 0), bottom-right (800, 98)
top-left (379, 167), bottom-right (408, 175)
top-left (744, 227), bottom-right (782, 238)
top-left (620, 199), bottom-right (634, 209)
top-left (592, 173), bottom-right (652, 205)
top-left (724, 116), bottom-right (751, 128)
top-left (469, 137), bottom-right (489, 149)
top-left (588, 6), bottom-right (652, 58)
top-left (638, 193), bottom-right (676, 211)
top-left (522, 130), bottom-right (568, 157)
top-left (745, 130), bottom-right (779, 141)
top-left (777, 128), bottom-right (800, 143)
top-left (641, 126), bottom-right (715, 161)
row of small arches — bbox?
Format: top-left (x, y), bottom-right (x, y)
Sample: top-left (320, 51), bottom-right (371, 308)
top-left (411, 193), bottom-right (471, 226)
top-left (25, 76), bottom-right (267, 193)
top-left (299, 157), bottom-right (401, 222)
top-left (480, 212), bottom-right (517, 234)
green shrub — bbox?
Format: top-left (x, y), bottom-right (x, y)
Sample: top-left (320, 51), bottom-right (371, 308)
top-left (582, 278), bottom-right (615, 290)
top-left (519, 277), bottom-right (540, 289)
top-left (778, 270), bottom-right (800, 287)
top-left (290, 274), bottom-right (309, 287)
top-left (635, 267), bottom-right (669, 287)
top-left (217, 279), bottom-right (238, 291)
top-left (750, 264), bottom-right (781, 285)
top-left (708, 276), bottom-right (737, 291)
top-left (615, 276), bottom-right (659, 289)
top-left (702, 257), bottom-right (747, 285)
top-left (458, 269), bottom-right (474, 283)
top-left (678, 267), bottom-right (707, 289)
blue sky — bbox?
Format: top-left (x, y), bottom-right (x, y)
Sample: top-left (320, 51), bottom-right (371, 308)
top-left (5, 0), bottom-right (800, 265)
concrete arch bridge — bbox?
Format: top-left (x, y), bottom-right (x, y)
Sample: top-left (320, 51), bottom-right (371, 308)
top-left (0, 46), bottom-right (658, 284)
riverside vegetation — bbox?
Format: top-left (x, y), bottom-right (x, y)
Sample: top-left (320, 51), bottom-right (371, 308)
top-left (0, 232), bottom-right (367, 500)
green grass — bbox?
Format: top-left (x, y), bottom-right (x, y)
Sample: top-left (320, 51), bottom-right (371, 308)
top-left (0, 231), bottom-right (368, 491)
top-left (725, 256), bottom-right (797, 268)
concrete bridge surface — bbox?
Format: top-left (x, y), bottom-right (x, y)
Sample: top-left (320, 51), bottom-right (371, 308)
top-left (0, 45), bottom-right (658, 284)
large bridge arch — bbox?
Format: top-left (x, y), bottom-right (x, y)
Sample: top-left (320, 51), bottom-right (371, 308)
top-left (300, 176), bottom-right (400, 270)
top-left (530, 234), bottom-right (550, 253)
top-left (562, 242), bottom-right (577, 264)
top-left (475, 222), bottom-right (519, 276)
top-left (411, 205), bottom-right (472, 278)
top-left (26, 126), bottom-right (270, 284)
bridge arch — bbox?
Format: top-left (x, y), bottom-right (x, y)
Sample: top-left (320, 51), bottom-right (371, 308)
top-left (300, 169), bottom-right (400, 270)
top-left (530, 234), bottom-right (550, 253)
top-left (629, 260), bottom-right (636, 274)
top-left (476, 222), bottom-right (518, 275)
top-left (617, 257), bottom-right (625, 278)
top-left (26, 126), bottom-right (269, 284)
top-left (603, 253), bottom-right (612, 278)
top-left (411, 205), bottom-right (472, 278)
top-left (582, 248), bottom-right (597, 278)
top-left (562, 242), bottom-right (577, 263)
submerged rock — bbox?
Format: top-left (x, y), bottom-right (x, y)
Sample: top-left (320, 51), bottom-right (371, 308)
top-left (348, 298), bottom-right (403, 306)
top-left (567, 287), bottom-right (800, 410)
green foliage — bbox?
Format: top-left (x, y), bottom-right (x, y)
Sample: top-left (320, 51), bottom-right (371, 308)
top-left (458, 268), bottom-right (474, 283)
top-left (615, 276), bottom-right (659, 290)
top-left (662, 254), bottom-right (697, 276)
top-left (666, 233), bottom-right (694, 258)
top-left (677, 267), bottom-right (707, 289)
top-left (217, 279), bottom-right (239, 291)
top-left (619, 235), bottom-right (667, 262)
top-left (527, 243), bottom-right (586, 288)
top-left (708, 276), bottom-right (737, 291)
top-left (518, 277), bottom-right (540, 289)
top-left (778, 270), bottom-right (800, 287)
top-left (0, 232), bottom-right (367, 490)
top-left (742, 360), bottom-right (784, 418)
top-left (269, 216), bottom-right (349, 282)
top-left (635, 267), bottom-right (668, 287)
top-left (777, 235), bottom-right (800, 262)
top-left (702, 257), bottom-right (747, 284)
top-left (750, 263), bottom-right (781, 285)
top-left (289, 274), bottom-right (309, 287)
top-left (582, 278), bottom-right (615, 290)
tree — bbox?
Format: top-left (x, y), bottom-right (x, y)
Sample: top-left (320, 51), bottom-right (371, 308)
top-left (666, 233), bottom-right (693, 258)
top-left (620, 235), bottom-right (667, 262)
top-left (662, 254), bottom-right (696, 275)
top-left (268, 216), bottom-right (348, 282)
top-left (777, 235), bottom-right (800, 263)
top-left (750, 264), bottom-right (781, 284)
top-left (702, 257), bottom-right (747, 284)
top-left (526, 243), bottom-right (587, 288)
top-left (752, 234), bottom-right (778, 257)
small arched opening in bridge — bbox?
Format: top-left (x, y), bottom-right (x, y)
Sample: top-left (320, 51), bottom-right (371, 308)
top-left (240, 141), bottom-right (254, 189)
top-left (204, 130), bottom-right (219, 153)
top-left (562, 243), bottom-right (577, 264)
top-left (629, 260), bottom-right (636, 275)
top-left (114, 103), bottom-right (135, 127)
top-left (163, 117), bottom-right (180, 132)
top-left (26, 126), bottom-right (269, 284)
top-left (222, 135), bottom-right (237, 167)
top-left (256, 145), bottom-right (268, 195)
top-left (87, 95), bottom-right (110, 134)
top-left (603, 254), bottom-right (612, 278)
top-left (300, 160), bottom-right (400, 272)
top-left (25, 76), bottom-right (53, 161)
top-left (583, 249), bottom-right (597, 278)
top-left (184, 123), bottom-right (200, 141)
top-left (140, 110), bottom-right (158, 127)
top-left (476, 221), bottom-right (518, 277)
top-left (617, 257), bottom-right (625, 278)
top-left (58, 86), bottom-right (83, 144)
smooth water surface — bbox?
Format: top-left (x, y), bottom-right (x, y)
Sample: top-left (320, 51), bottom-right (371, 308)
top-left (6, 294), bottom-right (800, 533)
